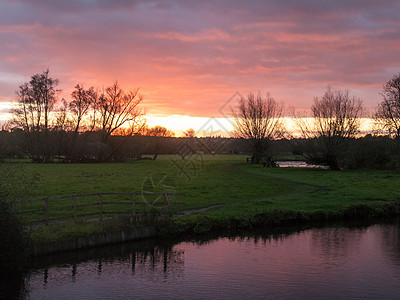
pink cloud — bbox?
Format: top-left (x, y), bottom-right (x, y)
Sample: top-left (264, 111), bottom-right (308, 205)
top-left (0, 0), bottom-right (399, 118)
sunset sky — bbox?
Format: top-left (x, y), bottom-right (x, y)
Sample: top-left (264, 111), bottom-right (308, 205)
top-left (0, 0), bottom-right (399, 132)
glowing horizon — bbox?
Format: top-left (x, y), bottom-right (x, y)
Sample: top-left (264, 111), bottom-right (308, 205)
top-left (147, 116), bottom-right (376, 138)
top-left (0, 98), bottom-right (378, 138)
top-left (0, 99), bottom-right (378, 137)
top-left (146, 115), bottom-right (234, 137)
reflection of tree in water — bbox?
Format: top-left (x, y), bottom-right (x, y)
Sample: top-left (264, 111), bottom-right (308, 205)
top-left (311, 227), bottom-right (365, 262)
top-left (190, 227), bottom-right (307, 247)
top-left (379, 218), bottom-right (400, 266)
top-left (25, 228), bottom-right (310, 295)
top-left (25, 239), bottom-right (184, 293)
top-left (133, 246), bottom-right (184, 279)
top-left (230, 233), bottom-right (293, 247)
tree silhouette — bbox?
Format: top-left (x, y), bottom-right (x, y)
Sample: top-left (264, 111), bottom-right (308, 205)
top-left (70, 84), bottom-right (97, 134)
top-left (233, 92), bottom-right (285, 164)
top-left (95, 81), bottom-right (145, 161)
top-left (375, 73), bottom-right (400, 169)
top-left (183, 128), bottom-right (195, 138)
top-left (97, 81), bottom-right (144, 142)
top-left (298, 87), bottom-right (363, 170)
top-left (145, 125), bottom-right (175, 160)
top-left (146, 125), bottom-right (175, 138)
top-left (11, 69), bottom-right (60, 162)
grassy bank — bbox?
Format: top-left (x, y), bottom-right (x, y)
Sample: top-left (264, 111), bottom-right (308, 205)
top-left (2, 155), bottom-right (400, 244)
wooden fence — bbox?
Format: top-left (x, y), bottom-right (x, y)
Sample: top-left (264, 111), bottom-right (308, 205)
top-left (13, 191), bottom-right (185, 226)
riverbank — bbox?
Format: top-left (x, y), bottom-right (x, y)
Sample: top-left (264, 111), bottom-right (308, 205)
top-left (29, 200), bottom-right (400, 256)
top-left (2, 155), bottom-right (400, 255)
top-left (30, 225), bottom-right (157, 256)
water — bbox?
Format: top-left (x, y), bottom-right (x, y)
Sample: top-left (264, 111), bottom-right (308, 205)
top-left (276, 160), bottom-right (329, 169)
top-left (6, 220), bottom-right (400, 299)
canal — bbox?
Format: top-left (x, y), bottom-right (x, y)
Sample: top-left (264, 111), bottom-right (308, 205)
top-left (4, 219), bottom-right (400, 299)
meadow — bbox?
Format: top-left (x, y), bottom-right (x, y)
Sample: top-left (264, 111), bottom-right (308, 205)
top-left (2, 154), bottom-right (400, 242)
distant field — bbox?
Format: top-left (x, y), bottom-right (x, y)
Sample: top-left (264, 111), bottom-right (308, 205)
top-left (2, 154), bottom-right (400, 222)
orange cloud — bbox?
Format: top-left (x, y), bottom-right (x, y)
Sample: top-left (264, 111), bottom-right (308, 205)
top-left (0, 0), bottom-right (399, 121)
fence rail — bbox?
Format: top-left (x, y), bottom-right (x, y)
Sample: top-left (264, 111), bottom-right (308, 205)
top-left (13, 191), bottom-right (185, 226)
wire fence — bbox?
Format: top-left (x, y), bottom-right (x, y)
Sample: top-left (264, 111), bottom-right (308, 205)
top-left (13, 191), bottom-right (185, 226)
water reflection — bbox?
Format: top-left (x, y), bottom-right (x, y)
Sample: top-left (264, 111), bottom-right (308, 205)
top-left (6, 219), bottom-right (400, 299)
top-left (380, 218), bottom-right (400, 266)
top-left (276, 161), bottom-right (329, 169)
top-left (26, 239), bottom-right (185, 294)
top-left (311, 227), bottom-right (364, 262)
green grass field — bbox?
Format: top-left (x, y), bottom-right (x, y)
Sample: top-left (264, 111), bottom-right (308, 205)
top-left (2, 154), bottom-right (400, 242)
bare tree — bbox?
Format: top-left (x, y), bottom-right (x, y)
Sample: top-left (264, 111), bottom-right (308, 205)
top-left (11, 69), bottom-right (60, 162)
top-left (183, 128), bottom-right (195, 138)
top-left (11, 83), bottom-right (34, 147)
top-left (233, 92), bottom-right (285, 164)
top-left (146, 125), bottom-right (175, 138)
top-left (145, 125), bottom-right (175, 160)
top-left (70, 84), bottom-right (97, 134)
top-left (374, 73), bottom-right (400, 168)
top-left (95, 81), bottom-right (145, 161)
top-left (29, 69), bottom-right (59, 133)
top-left (298, 87), bottom-right (363, 170)
top-left (10, 74), bottom-right (148, 163)
top-left (96, 81), bottom-right (145, 142)
top-left (62, 84), bottom-right (98, 161)
top-left (54, 98), bottom-right (70, 131)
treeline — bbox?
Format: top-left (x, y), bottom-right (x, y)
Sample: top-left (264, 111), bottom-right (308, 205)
top-left (0, 130), bottom-right (248, 162)
top-left (3, 69), bottom-right (248, 163)
top-left (232, 74), bottom-right (400, 170)
top-left (3, 69), bottom-right (400, 169)
top-left (1, 128), bottom-right (399, 170)
top-left (291, 135), bottom-right (399, 170)
top-left (9, 70), bottom-right (145, 162)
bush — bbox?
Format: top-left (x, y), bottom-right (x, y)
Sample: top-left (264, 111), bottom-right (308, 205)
top-left (345, 135), bottom-right (393, 169)
top-left (0, 199), bottom-right (29, 274)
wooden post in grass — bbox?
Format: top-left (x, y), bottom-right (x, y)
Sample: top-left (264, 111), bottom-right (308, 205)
top-left (73, 194), bottom-right (77, 222)
top-left (132, 192), bottom-right (136, 218)
top-left (99, 191), bottom-right (103, 223)
top-left (44, 197), bottom-right (49, 225)
top-left (163, 192), bottom-right (168, 214)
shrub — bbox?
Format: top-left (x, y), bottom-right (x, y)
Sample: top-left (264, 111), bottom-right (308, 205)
top-left (0, 199), bottom-right (29, 274)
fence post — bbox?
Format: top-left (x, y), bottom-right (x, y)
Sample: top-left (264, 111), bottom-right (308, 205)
top-left (163, 193), bottom-right (168, 214)
top-left (99, 191), bottom-right (103, 223)
top-left (73, 194), bottom-right (77, 222)
top-left (44, 197), bottom-right (49, 225)
top-left (132, 192), bottom-right (136, 218)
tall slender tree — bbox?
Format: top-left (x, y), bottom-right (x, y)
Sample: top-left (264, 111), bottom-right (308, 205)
top-left (70, 84), bottom-right (97, 134)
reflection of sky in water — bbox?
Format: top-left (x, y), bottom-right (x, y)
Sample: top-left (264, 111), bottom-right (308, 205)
top-left (25, 222), bottom-right (400, 299)
top-left (276, 161), bottom-right (329, 169)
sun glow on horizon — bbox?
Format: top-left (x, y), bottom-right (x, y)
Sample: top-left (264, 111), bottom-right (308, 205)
top-left (146, 116), bottom-right (376, 138)
top-left (0, 100), bottom-right (377, 137)
top-left (146, 115), bottom-right (234, 137)
top-left (0, 101), bottom-right (12, 121)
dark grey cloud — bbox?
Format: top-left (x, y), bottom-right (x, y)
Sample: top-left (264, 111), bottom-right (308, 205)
top-left (0, 0), bottom-right (399, 115)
